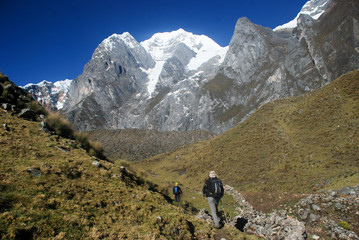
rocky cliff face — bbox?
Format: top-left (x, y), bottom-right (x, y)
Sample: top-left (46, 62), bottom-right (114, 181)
top-left (211, 17), bottom-right (324, 129)
top-left (62, 32), bottom-right (155, 130)
top-left (62, 29), bottom-right (228, 132)
top-left (26, 0), bottom-right (359, 134)
top-left (213, 0), bottom-right (358, 133)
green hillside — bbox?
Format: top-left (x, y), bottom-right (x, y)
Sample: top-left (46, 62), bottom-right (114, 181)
top-left (134, 70), bottom-right (359, 202)
top-left (0, 74), bottom-right (256, 239)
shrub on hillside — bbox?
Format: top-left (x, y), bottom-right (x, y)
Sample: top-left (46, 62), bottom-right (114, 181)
top-left (88, 141), bottom-right (106, 159)
top-left (74, 132), bottom-right (105, 159)
top-left (74, 131), bottom-right (90, 147)
top-left (45, 112), bottom-right (106, 160)
top-left (1, 84), bottom-right (13, 101)
top-left (339, 221), bottom-right (351, 230)
top-left (45, 112), bottom-right (75, 139)
top-left (28, 101), bottom-right (47, 116)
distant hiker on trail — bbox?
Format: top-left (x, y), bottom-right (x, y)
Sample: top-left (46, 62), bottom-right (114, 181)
top-left (173, 182), bottom-right (182, 203)
top-left (119, 166), bottom-right (129, 182)
top-left (202, 171), bottom-right (224, 229)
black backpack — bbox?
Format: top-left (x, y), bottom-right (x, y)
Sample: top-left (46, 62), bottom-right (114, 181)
top-left (209, 178), bottom-right (223, 197)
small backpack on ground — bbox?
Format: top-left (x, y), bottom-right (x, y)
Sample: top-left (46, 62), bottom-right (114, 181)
top-left (210, 178), bottom-right (223, 197)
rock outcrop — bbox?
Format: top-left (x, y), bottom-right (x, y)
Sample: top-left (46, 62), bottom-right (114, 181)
top-left (293, 186), bottom-right (359, 239)
top-left (224, 185), bottom-right (359, 239)
top-left (225, 185), bottom-right (307, 240)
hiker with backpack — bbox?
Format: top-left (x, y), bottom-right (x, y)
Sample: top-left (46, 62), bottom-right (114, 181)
top-left (202, 171), bottom-right (224, 229)
top-left (173, 182), bottom-right (182, 203)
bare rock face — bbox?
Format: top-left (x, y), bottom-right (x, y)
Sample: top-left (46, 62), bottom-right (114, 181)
top-left (25, 0), bottom-right (359, 134)
top-left (209, 16), bottom-right (323, 132)
top-left (62, 33), bottom-right (155, 131)
top-left (195, 0), bottom-right (357, 133)
top-left (296, 0), bottom-right (359, 82)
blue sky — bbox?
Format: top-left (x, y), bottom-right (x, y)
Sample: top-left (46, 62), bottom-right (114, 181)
top-left (0, 0), bottom-right (308, 87)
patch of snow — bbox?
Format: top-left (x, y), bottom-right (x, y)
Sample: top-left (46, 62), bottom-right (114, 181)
top-left (274, 0), bottom-right (331, 31)
top-left (101, 32), bottom-right (137, 51)
top-left (53, 79), bottom-right (72, 109)
top-left (274, 19), bottom-right (298, 31)
top-left (188, 46), bottom-right (228, 70)
top-left (22, 80), bottom-right (49, 88)
top-left (120, 32), bottom-right (136, 48)
top-left (56, 101), bottom-right (65, 110)
top-left (54, 79), bottom-right (72, 91)
top-left (102, 36), bottom-right (116, 51)
top-left (141, 61), bottom-right (166, 95)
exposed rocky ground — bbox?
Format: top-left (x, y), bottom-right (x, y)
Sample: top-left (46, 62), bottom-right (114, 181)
top-left (293, 186), bottom-right (359, 239)
top-left (195, 184), bottom-right (359, 239)
top-left (224, 185), bottom-right (359, 240)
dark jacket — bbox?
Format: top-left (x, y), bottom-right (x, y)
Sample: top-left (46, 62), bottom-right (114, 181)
top-left (202, 177), bottom-right (224, 198)
top-left (173, 186), bottom-right (182, 195)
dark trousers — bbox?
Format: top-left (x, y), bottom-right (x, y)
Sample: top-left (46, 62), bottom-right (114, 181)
top-left (174, 194), bottom-right (181, 202)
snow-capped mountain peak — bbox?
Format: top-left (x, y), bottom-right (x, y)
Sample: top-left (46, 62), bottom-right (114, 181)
top-left (22, 79), bottom-right (72, 110)
top-left (274, 0), bottom-right (331, 31)
top-left (101, 32), bottom-right (138, 51)
top-left (140, 28), bottom-right (228, 95)
top-left (23, 80), bottom-right (50, 89)
top-left (141, 28), bottom-right (226, 62)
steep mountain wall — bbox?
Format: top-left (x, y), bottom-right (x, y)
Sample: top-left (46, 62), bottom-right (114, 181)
top-left (25, 0), bottom-right (359, 134)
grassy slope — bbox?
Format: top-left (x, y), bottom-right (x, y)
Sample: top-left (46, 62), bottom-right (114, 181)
top-left (133, 70), bottom-right (359, 210)
top-left (0, 79), bottom-right (258, 239)
top-left (87, 128), bottom-right (215, 161)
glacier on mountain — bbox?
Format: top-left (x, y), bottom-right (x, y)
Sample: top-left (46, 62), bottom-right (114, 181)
top-left (274, 0), bottom-right (332, 31)
top-left (140, 28), bottom-right (228, 95)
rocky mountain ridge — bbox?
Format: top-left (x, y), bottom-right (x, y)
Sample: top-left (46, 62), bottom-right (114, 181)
top-left (22, 79), bottom-right (71, 110)
top-left (24, 0), bottom-right (359, 134)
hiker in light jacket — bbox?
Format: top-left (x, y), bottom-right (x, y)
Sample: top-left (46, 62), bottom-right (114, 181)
top-left (202, 171), bottom-right (224, 229)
